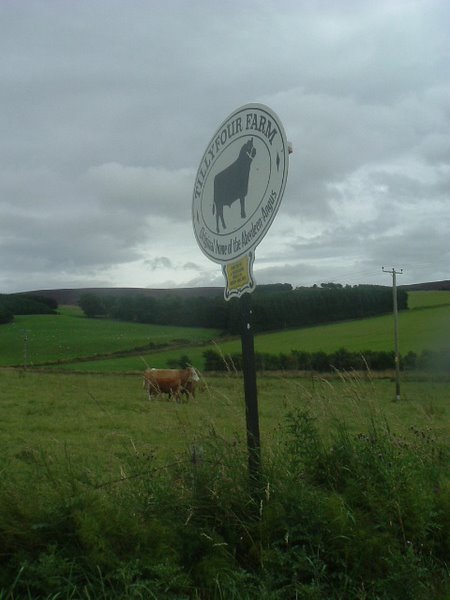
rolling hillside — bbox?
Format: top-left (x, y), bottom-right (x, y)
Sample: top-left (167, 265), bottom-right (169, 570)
top-left (1, 290), bottom-right (444, 373)
top-left (0, 308), bottom-right (220, 368)
top-left (17, 279), bottom-right (450, 304)
top-left (400, 280), bottom-right (450, 291)
top-left (16, 286), bottom-right (224, 305)
top-left (52, 295), bottom-right (449, 372)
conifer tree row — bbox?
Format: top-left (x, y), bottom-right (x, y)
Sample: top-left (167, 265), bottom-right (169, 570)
top-left (78, 284), bottom-right (407, 334)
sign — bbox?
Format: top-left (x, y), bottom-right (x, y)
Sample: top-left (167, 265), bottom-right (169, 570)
top-left (222, 252), bottom-right (255, 300)
top-left (192, 103), bottom-right (289, 271)
top-left (192, 104), bottom-right (291, 491)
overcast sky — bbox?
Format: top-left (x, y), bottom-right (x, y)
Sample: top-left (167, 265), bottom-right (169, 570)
top-left (1, 0), bottom-right (449, 294)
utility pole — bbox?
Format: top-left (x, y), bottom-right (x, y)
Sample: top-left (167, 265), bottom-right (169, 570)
top-left (382, 267), bottom-right (403, 401)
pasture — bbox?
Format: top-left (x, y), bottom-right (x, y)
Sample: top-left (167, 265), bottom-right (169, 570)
top-left (1, 369), bottom-right (449, 469)
top-left (1, 291), bottom-right (449, 598)
top-left (140, 292), bottom-right (449, 371)
top-left (0, 308), bottom-right (220, 368)
top-left (43, 290), bottom-right (450, 372)
top-left (0, 291), bottom-right (448, 372)
top-left (1, 368), bottom-right (449, 598)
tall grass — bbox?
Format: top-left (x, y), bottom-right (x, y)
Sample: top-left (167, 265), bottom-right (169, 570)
top-left (0, 375), bottom-right (448, 599)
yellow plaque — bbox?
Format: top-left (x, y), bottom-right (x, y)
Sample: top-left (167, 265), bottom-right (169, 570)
top-left (222, 252), bottom-right (255, 300)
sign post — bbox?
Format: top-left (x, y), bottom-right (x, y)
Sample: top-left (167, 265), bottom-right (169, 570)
top-left (239, 291), bottom-right (261, 485)
top-left (192, 103), bottom-right (290, 486)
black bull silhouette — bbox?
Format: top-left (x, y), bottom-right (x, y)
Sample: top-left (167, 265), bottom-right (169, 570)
top-left (213, 138), bottom-right (256, 233)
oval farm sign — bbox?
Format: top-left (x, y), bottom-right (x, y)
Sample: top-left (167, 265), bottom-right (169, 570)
top-left (192, 104), bottom-right (290, 272)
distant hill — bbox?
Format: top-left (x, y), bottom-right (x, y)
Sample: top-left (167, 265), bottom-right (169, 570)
top-left (18, 280), bottom-right (449, 306)
top-left (17, 287), bottom-right (225, 305)
top-left (17, 284), bottom-right (294, 305)
top-left (399, 280), bottom-right (450, 291)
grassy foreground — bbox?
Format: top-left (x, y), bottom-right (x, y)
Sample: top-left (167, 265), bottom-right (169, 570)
top-left (1, 370), bottom-right (449, 464)
top-left (0, 370), bottom-right (449, 598)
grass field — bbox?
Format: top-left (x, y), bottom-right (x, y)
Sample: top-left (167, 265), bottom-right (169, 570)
top-left (1, 290), bottom-right (448, 463)
top-left (1, 292), bottom-right (449, 598)
top-left (0, 291), bottom-right (448, 373)
top-left (1, 369), bottom-right (449, 469)
top-left (48, 291), bottom-right (450, 372)
top-left (0, 308), bottom-right (220, 367)
top-left (406, 290), bottom-right (450, 309)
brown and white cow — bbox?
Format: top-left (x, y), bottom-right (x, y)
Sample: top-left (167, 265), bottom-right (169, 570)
top-left (143, 367), bottom-right (200, 402)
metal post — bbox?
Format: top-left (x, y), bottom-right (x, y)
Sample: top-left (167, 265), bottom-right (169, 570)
top-left (240, 292), bottom-right (261, 490)
top-left (392, 270), bottom-right (401, 401)
top-left (24, 333), bottom-right (28, 370)
top-left (20, 329), bottom-right (31, 370)
top-left (382, 267), bottom-right (403, 401)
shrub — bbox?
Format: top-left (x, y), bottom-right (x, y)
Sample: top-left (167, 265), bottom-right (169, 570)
top-left (278, 409), bottom-right (450, 598)
top-left (0, 294), bottom-right (56, 316)
top-left (78, 293), bottom-right (106, 318)
top-left (0, 304), bottom-right (13, 324)
top-left (0, 413), bottom-right (448, 598)
top-left (203, 348), bottom-right (448, 373)
top-left (166, 354), bottom-right (192, 369)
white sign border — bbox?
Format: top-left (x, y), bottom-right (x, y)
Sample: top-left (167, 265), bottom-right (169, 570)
top-left (192, 103), bottom-right (289, 265)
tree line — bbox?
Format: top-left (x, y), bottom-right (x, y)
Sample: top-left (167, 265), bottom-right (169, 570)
top-left (200, 347), bottom-right (449, 372)
top-left (79, 284), bottom-right (407, 334)
top-left (0, 294), bottom-right (58, 324)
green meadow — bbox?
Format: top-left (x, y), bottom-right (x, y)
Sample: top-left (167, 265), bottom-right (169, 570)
top-left (1, 367), bottom-right (449, 598)
top-left (0, 290), bottom-right (449, 597)
top-left (37, 290), bottom-right (450, 372)
top-left (1, 290), bottom-right (447, 465)
top-left (1, 369), bottom-right (449, 466)
top-left (0, 308), bottom-right (220, 368)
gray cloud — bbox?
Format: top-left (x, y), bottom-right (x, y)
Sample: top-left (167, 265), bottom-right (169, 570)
top-left (84, 163), bottom-right (195, 221)
top-left (144, 256), bottom-right (173, 270)
top-left (0, 0), bottom-right (448, 293)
